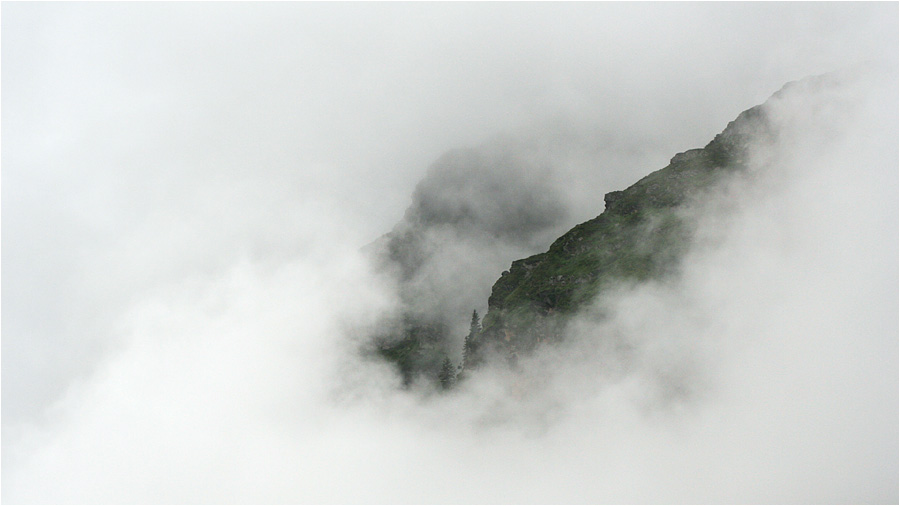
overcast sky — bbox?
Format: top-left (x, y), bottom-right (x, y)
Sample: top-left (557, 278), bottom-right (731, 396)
top-left (2, 3), bottom-right (897, 503)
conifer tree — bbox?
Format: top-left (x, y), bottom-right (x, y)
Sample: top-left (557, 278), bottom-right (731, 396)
top-left (469, 309), bottom-right (481, 336)
top-left (462, 310), bottom-right (481, 370)
top-left (438, 357), bottom-right (456, 389)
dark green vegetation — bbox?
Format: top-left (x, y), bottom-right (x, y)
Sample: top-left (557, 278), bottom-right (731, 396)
top-left (472, 103), bottom-right (774, 366)
top-left (373, 316), bottom-right (451, 386)
top-left (367, 95), bottom-right (776, 388)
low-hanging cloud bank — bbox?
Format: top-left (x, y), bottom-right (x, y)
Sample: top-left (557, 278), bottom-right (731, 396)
top-left (3, 3), bottom-right (897, 504)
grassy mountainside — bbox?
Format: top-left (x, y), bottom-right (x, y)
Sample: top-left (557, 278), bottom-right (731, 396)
top-left (472, 103), bottom-right (775, 362)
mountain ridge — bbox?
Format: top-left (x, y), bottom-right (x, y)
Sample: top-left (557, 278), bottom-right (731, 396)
top-left (467, 86), bottom-right (780, 369)
top-left (366, 69), bottom-right (862, 386)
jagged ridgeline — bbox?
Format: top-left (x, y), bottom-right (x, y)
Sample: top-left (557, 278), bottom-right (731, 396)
top-left (365, 81), bottom-right (786, 386)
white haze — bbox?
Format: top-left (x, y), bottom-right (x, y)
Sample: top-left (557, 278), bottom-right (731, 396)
top-left (2, 3), bottom-right (897, 503)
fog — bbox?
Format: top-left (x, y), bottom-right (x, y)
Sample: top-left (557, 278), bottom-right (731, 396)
top-left (2, 3), bottom-right (897, 503)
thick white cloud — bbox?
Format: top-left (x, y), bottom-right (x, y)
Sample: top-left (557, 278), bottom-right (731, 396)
top-left (2, 3), bottom-right (896, 503)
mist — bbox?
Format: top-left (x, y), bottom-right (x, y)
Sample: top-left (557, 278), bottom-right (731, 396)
top-left (2, 3), bottom-right (897, 503)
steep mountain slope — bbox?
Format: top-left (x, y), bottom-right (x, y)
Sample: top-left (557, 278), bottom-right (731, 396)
top-left (368, 68), bottom-right (876, 385)
top-left (468, 88), bottom-right (782, 366)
